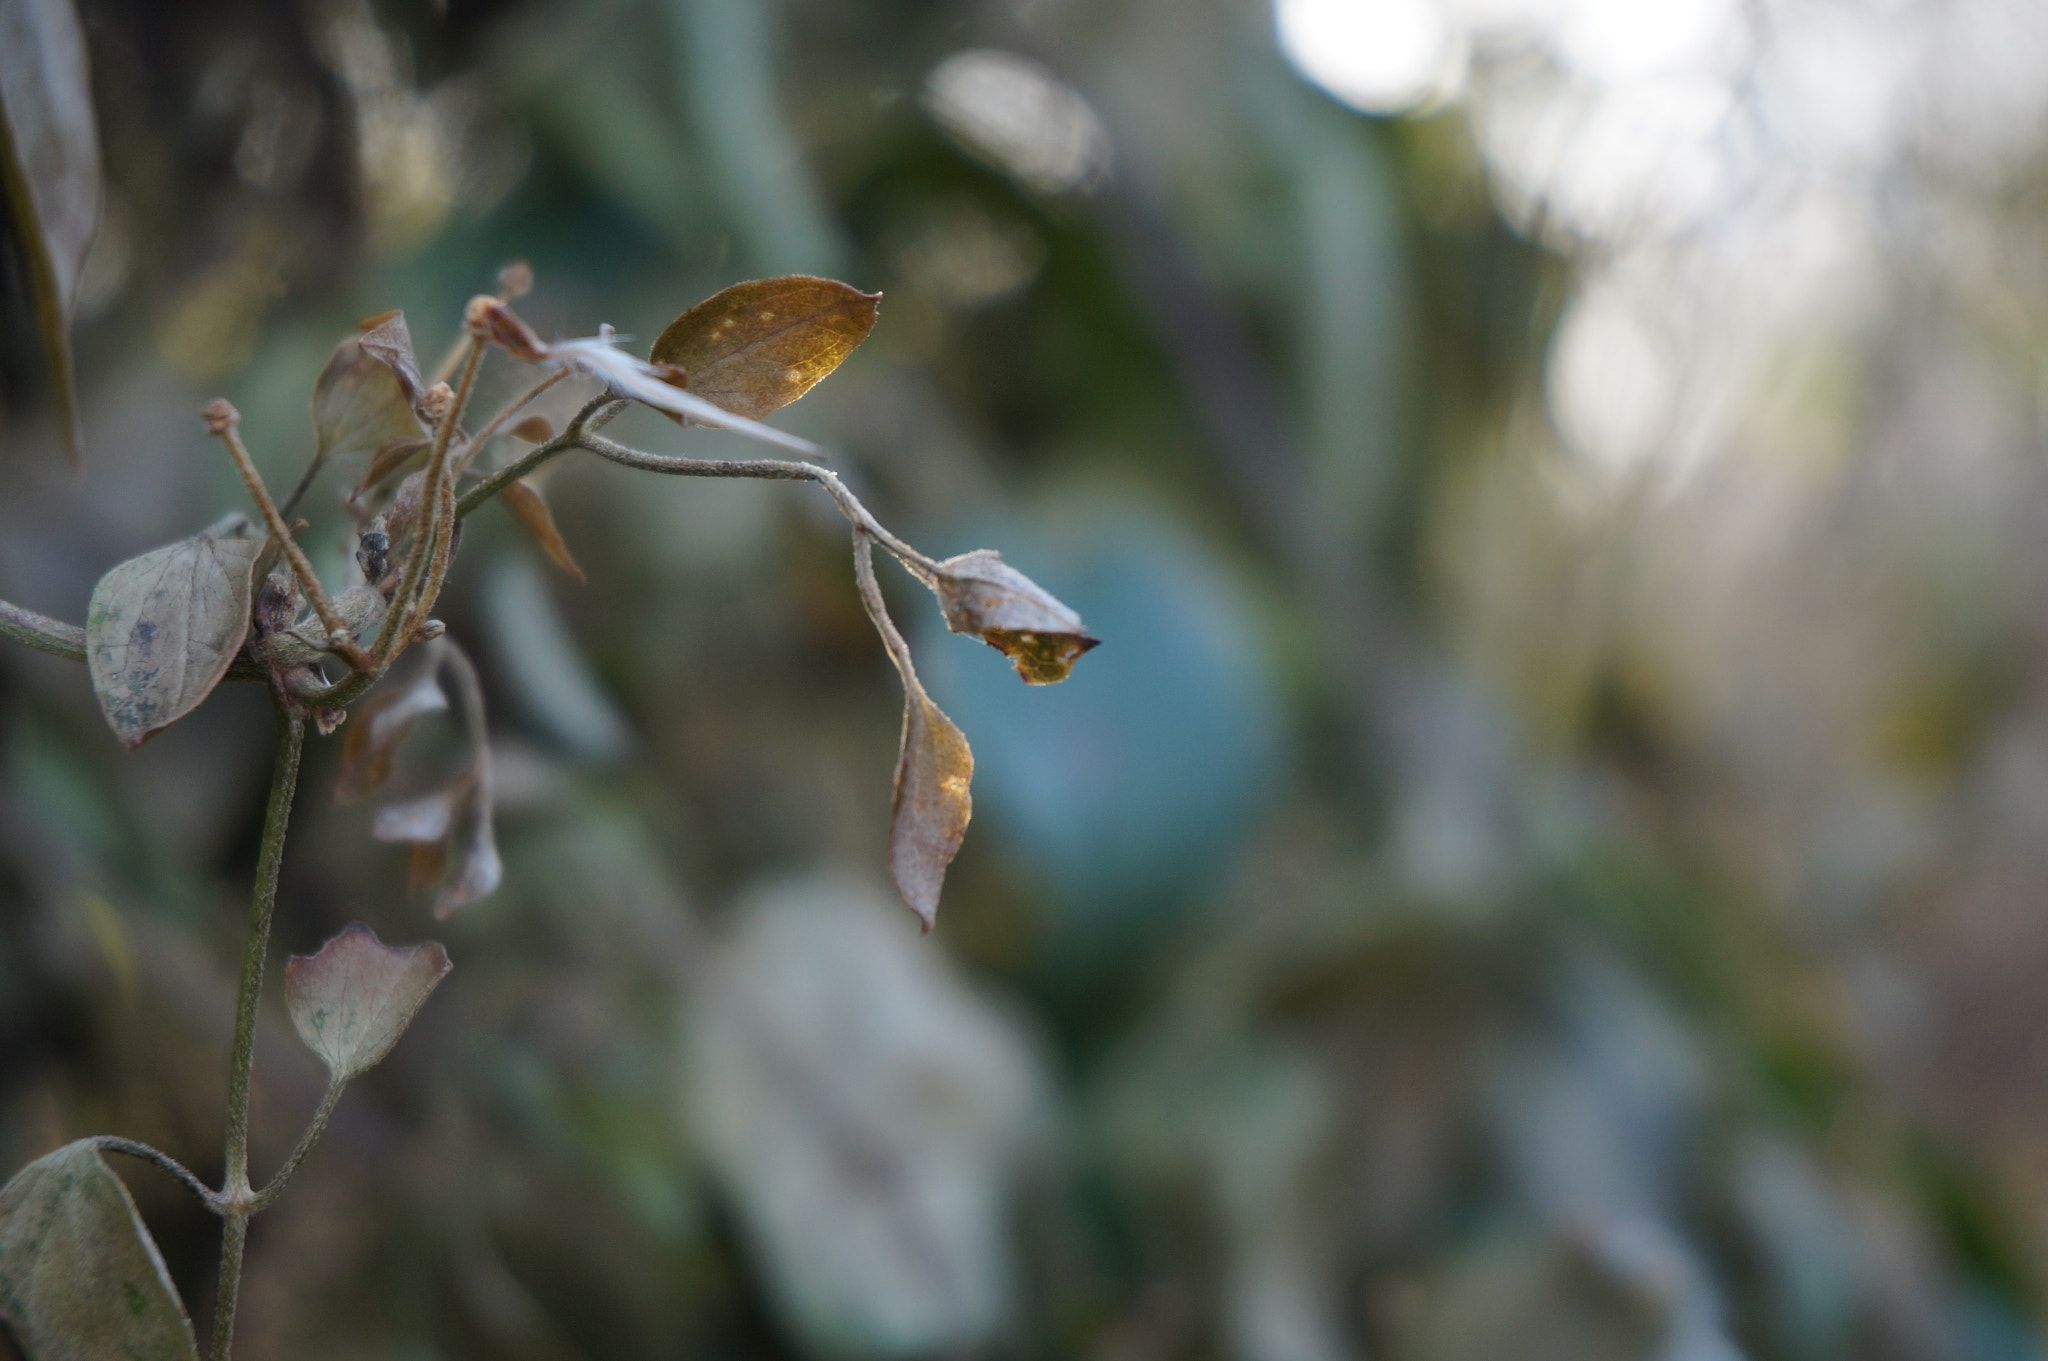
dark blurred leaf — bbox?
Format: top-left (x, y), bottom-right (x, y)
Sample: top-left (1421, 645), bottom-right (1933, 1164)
top-left (85, 515), bottom-right (261, 749)
top-left (500, 480), bottom-right (586, 584)
top-left (931, 549), bottom-right (1099, 684)
top-left (649, 275), bottom-right (880, 420)
top-left (312, 312), bottom-right (429, 472)
top-left (0, 1141), bottom-right (199, 1361)
top-left (372, 788), bottom-right (457, 844)
top-left (285, 922), bottom-right (451, 1082)
top-left (0, 0), bottom-right (100, 467)
top-left (334, 667), bottom-right (448, 804)
top-left (855, 534), bottom-right (971, 929)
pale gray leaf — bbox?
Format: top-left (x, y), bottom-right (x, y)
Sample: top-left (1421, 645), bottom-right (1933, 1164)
top-left (85, 515), bottom-right (261, 749)
top-left (0, 1141), bottom-right (199, 1361)
top-left (371, 788), bottom-right (458, 844)
top-left (285, 922), bottom-right (451, 1082)
top-left (311, 313), bottom-right (428, 471)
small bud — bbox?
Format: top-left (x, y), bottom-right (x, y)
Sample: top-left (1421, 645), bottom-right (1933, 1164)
top-left (254, 568), bottom-right (302, 636)
top-left (509, 415), bottom-right (554, 443)
top-left (497, 261), bottom-right (533, 300)
top-left (420, 382), bottom-right (454, 423)
top-left (356, 516), bottom-right (391, 586)
top-left (413, 618), bottom-right (447, 641)
top-left (203, 398), bottom-right (239, 436)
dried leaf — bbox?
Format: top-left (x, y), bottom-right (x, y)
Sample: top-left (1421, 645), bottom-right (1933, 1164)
top-left (284, 922), bottom-right (451, 1082)
top-left (499, 480), bottom-right (585, 583)
top-left (855, 535), bottom-right (972, 929)
top-left (85, 515), bottom-right (262, 749)
top-left (334, 668), bottom-right (448, 804)
top-left (372, 789), bottom-right (457, 844)
top-left (650, 276), bottom-right (881, 420)
top-left (0, 1141), bottom-right (200, 1361)
top-left (0, 0), bottom-right (101, 466)
top-left (355, 436), bottom-right (430, 495)
top-left (434, 804), bottom-right (501, 920)
top-left (407, 839), bottom-right (448, 895)
top-left (931, 549), bottom-right (1100, 684)
top-left (312, 313), bottom-right (428, 472)
top-left (508, 414), bottom-right (553, 443)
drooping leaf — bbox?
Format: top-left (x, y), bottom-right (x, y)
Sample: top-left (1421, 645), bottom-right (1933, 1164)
top-left (312, 312), bottom-right (428, 473)
top-left (499, 480), bottom-right (585, 583)
top-left (649, 276), bottom-right (881, 421)
top-left (85, 515), bottom-right (262, 749)
top-left (334, 667), bottom-right (448, 804)
top-left (0, 0), bottom-right (101, 467)
top-left (371, 788), bottom-right (458, 844)
top-left (0, 1141), bottom-right (199, 1361)
top-left (931, 548), bottom-right (1100, 684)
top-left (854, 534), bottom-right (972, 929)
top-left (285, 923), bottom-right (451, 1082)
top-left (433, 802), bottom-right (501, 920)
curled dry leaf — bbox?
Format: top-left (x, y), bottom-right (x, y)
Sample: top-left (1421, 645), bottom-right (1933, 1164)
top-left (0, 1140), bottom-right (200, 1361)
top-left (312, 311), bottom-right (429, 472)
top-left (372, 788), bottom-right (458, 844)
top-left (855, 534), bottom-right (972, 929)
top-left (285, 922), bottom-right (452, 1082)
top-left (0, 0), bottom-right (101, 466)
top-left (335, 667), bottom-right (448, 804)
top-left (85, 514), bottom-right (262, 749)
top-left (499, 479), bottom-right (586, 583)
top-left (434, 801), bottom-right (502, 919)
top-left (649, 276), bottom-right (881, 420)
top-left (932, 549), bottom-right (1100, 684)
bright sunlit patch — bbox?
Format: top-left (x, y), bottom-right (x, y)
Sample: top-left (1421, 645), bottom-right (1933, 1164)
top-left (924, 50), bottom-right (1111, 195)
top-left (1551, 0), bottom-right (1735, 81)
top-left (1274, 0), bottom-right (1464, 115)
top-left (1547, 282), bottom-right (1675, 475)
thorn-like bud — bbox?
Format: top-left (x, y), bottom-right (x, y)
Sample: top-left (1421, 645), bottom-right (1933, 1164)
top-left (254, 567), bottom-right (302, 637)
top-left (203, 398), bottom-right (239, 436)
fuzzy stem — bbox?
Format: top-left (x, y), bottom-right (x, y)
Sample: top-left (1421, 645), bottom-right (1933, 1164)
top-left (452, 368), bottom-right (567, 477)
top-left (453, 397), bottom-right (623, 520)
top-left (93, 1137), bottom-right (222, 1211)
top-left (211, 703), bottom-right (303, 1361)
top-left (250, 1081), bottom-right (342, 1213)
top-left (409, 341), bottom-right (488, 636)
top-left (0, 598), bottom-right (85, 662)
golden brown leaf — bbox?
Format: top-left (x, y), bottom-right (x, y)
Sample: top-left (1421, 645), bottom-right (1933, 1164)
top-left (853, 533), bottom-right (972, 929)
top-left (499, 479), bottom-right (586, 584)
top-left (931, 549), bottom-right (1100, 684)
top-left (509, 414), bottom-right (554, 443)
top-left (650, 276), bottom-right (881, 421)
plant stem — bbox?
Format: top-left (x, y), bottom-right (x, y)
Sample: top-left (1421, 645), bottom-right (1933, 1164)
top-left (453, 397), bottom-right (622, 520)
top-left (250, 1082), bottom-right (342, 1213)
top-left (211, 703), bottom-right (304, 1361)
top-left (0, 598), bottom-right (85, 661)
top-left (94, 1137), bottom-right (222, 1210)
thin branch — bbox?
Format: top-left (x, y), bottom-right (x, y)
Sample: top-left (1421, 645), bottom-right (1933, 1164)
top-left (452, 368), bottom-right (567, 477)
top-left (454, 396), bottom-right (622, 521)
top-left (93, 1137), bottom-right (222, 1212)
top-left (249, 1082), bottom-right (342, 1213)
top-left (276, 450), bottom-right (325, 522)
top-left (573, 433), bottom-right (944, 581)
top-left (0, 598), bottom-right (85, 662)
top-left (409, 339), bottom-right (489, 640)
top-left (206, 399), bottom-right (370, 672)
top-left (212, 702), bottom-right (304, 1361)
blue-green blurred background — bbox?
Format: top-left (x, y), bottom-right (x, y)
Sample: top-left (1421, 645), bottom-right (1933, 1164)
top-left (5, 0), bottom-right (2048, 1357)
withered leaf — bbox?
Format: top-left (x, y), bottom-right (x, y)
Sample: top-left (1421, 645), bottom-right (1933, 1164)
top-left (86, 515), bottom-right (262, 749)
top-left (0, 0), bottom-right (100, 467)
top-left (0, 1141), bottom-right (200, 1361)
top-left (372, 788), bottom-right (457, 844)
top-left (334, 668), bottom-right (448, 804)
top-left (434, 803), bottom-right (501, 920)
top-left (650, 276), bottom-right (880, 421)
top-left (355, 436), bottom-right (429, 495)
top-left (855, 534), bottom-right (972, 929)
top-left (499, 480), bottom-right (585, 583)
top-left (312, 312), bottom-right (428, 472)
top-left (931, 549), bottom-right (1099, 684)
top-left (508, 414), bottom-right (554, 443)
top-left (285, 922), bottom-right (451, 1082)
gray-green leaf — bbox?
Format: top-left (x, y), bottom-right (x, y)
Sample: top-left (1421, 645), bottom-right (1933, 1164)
top-left (0, 0), bottom-right (101, 466)
top-left (85, 515), bottom-right (261, 749)
top-left (285, 923), bottom-right (451, 1082)
top-left (0, 1141), bottom-right (199, 1361)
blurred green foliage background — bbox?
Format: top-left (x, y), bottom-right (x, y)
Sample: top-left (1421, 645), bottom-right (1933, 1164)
top-left (5, 0), bottom-right (2048, 1358)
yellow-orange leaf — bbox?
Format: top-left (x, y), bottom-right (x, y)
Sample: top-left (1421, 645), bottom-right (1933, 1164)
top-left (650, 276), bottom-right (880, 421)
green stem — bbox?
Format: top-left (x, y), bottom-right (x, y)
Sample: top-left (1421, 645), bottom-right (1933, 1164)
top-left (251, 1081), bottom-right (342, 1213)
top-left (211, 703), bottom-right (304, 1361)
